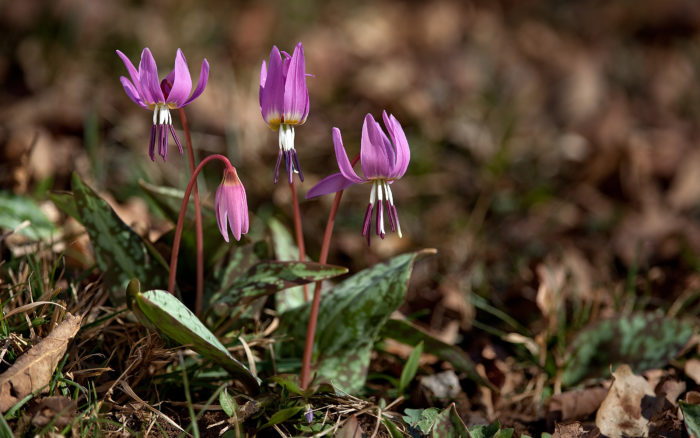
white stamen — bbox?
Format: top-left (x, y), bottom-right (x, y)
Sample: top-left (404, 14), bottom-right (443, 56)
top-left (278, 124), bottom-right (296, 152)
top-left (152, 106), bottom-right (158, 125)
top-left (376, 181), bottom-right (385, 235)
top-left (369, 180), bottom-right (377, 206)
top-left (384, 181), bottom-right (394, 206)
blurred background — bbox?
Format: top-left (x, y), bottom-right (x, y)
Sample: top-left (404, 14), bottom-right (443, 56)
top-left (3, 0), bottom-right (700, 338)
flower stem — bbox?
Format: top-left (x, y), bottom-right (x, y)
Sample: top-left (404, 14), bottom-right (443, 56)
top-left (178, 108), bottom-right (205, 317)
top-left (168, 154), bottom-right (233, 299)
top-left (289, 180), bottom-right (309, 302)
top-left (300, 153), bottom-right (361, 389)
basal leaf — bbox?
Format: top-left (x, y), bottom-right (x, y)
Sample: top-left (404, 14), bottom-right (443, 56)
top-left (403, 407), bottom-right (440, 434)
top-left (219, 388), bottom-right (237, 418)
top-left (0, 192), bottom-right (58, 240)
top-left (269, 218), bottom-right (305, 312)
top-left (432, 404), bottom-right (470, 438)
top-left (49, 192), bottom-right (79, 221)
top-left (261, 406), bottom-right (304, 429)
top-left (380, 318), bottom-right (492, 389)
top-left (680, 401), bottom-right (700, 437)
top-left (71, 173), bottom-right (168, 302)
top-left (128, 285), bottom-right (259, 391)
top-left (561, 312), bottom-right (693, 387)
top-left (213, 261), bottom-right (348, 307)
top-left (468, 421), bottom-right (513, 438)
top-left (279, 249), bottom-right (436, 392)
top-left (399, 341), bottom-right (423, 394)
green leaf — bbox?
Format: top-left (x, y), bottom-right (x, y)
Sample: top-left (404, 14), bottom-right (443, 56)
top-left (399, 341), bottom-right (423, 393)
top-left (432, 404), bottom-right (471, 438)
top-left (0, 191), bottom-right (58, 240)
top-left (219, 388), bottom-right (237, 418)
top-left (381, 318), bottom-right (493, 390)
top-left (403, 407), bottom-right (440, 434)
top-left (213, 261), bottom-right (348, 306)
top-left (467, 421), bottom-right (512, 438)
top-left (279, 249), bottom-right (436, 393)
top-left (71, 173), bottom-right (168, 302)
top-left (261, 406), bottom-right (304, 429)
top-left (128, 286), bottom-right (259, 390)
top-left (680, 401), bottom-right (700, 438)
top-left (382, 417), bottom-right (403, 438)
top-left (269, 218), bottom-right (305, 312)
top-left (561, 312), bottom-right (694, 387)
top-left (49, 191), bottom-right (80, 221)
top-left (269, 375), bottom-right (306, 396)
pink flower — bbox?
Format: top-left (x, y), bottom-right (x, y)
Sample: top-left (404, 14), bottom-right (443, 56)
top-left (259, 42), bottom-right (310, 184)
top-left (215, 167), bottom-right (249, 242)
top-left (117, 48), bottom-right (209, 161)
top-left (307, 112), bottom-right (410, 244)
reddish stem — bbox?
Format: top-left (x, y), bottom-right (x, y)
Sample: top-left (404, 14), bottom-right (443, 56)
top-left (289, 180), bottom-right (309, 302)
top-left (178, 108), bottom-right (204, 317)
top-left (168, 154), bottom-right (233, 296)
top-left (300, 153), bottom-right (361, 389)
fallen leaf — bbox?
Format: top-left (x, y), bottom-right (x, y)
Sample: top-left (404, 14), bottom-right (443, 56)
top-left (549, 387), bottom-right (608, 421)
top-left (0, 313), bottom-right (82, 412)
top-left (685, 359), bottom-right (700, 385)
top-left (336, 415), bottom-right (363, 438)
top-left (595, 364), bottom-right (655, 438)
top-left (552, 421), bottom-right (600, 438)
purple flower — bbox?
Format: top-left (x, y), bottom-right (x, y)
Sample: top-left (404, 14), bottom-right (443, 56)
top-left (116, 48), bottom-right (209, 161)
top-left (307, 111), bottom-right (410, 244)
top-left (259, 42), bottom-right (310, 184)
top-left (215, 167), bottom-right (249, 242)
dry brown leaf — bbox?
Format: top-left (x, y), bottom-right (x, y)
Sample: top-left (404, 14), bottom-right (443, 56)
top-left (685, 359), bottom-right (700, 385)
top-left (549, 387), bottom-right (608, 421)
top-left (552, 421), bottom-right (601, 438)
top-left (31, 396), bottom-right (76, 428)
top-left (336, 415), bottom-right (363, 438)
top-left (595, 364), bottom-right (655, 438)
top-left (0, 313), bottom-right (81, 412)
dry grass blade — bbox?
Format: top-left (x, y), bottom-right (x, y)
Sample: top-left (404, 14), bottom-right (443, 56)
top-left (0, 312), bottom-right (81, 412)
top-left (118, 381), bottom-right (190, 437)
top-left (1, 301), bottom-right (66, 321)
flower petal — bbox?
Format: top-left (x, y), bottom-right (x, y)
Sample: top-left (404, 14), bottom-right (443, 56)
top-left (116, 50), bottom-right (144, 98)
top-left (260, 46), bottom-right (284, 125)
top-left (183, 58), bottom-right (209, 106)
top-left (283, 42), bottom-right (310, 125)
top-left (139, 48), bottom-right (164, 103)
top-left (382, 111), bottom-right (410, 179)
top-left (165, 49), bottom-right (193, 107)
top-left (215, 185), bottom-right (230, 243)
top-left (259, 60), bottom-right (267, 108)
top-left (333, 127), bottom-right (364, 183)
top-left (119, 76), bottom-right (147, 108)
top-left (306, 173), bottom-right (357, 199)
top-left (360, 113), bottom-right (394, 179)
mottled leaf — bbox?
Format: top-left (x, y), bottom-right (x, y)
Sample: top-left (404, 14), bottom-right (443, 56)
top-left (127, 284), bottom-right (259, 390)
top-left (0, 192), bottom-right (58, 240)
top-left (680, 400), bottom-right (700, 438)
top-left (403, 407), bottom-right (440, 434)
top-left (468, 420), bottom-right (513, 438)
top-left (71, 173), bottom-right (168, 302)
top-left (212, 261), bottom-right (348, 306)
top-left (279, 249), bottom-right (436, 393)
top-left (381, 318), bottom-right (493, 389)
top-left (49, 192), bottom-right (79, 221)
top-left (432, 404), bottom-right (471, 438)
top-left (562, 313), bottom-right (693, 387)
top-left (269, 218), bottom-right (305, 312)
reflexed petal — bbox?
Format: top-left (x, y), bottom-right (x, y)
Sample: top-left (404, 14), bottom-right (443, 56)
top-left (259, 60), bottom-right (267, 107)
top-left (260, 46), bottom-right (284, 125)
top-left (119, 76), bottom-right (147, 108)
top-left (183, 58), bottom-right (209, 106)
top-left (139, 48), bottom-right (164, 103)
top-left (360, 114), bottom-right (394, 179)
top-left (332, 128), bottom-right (363, 183)
top-left (382, 111), bottom-right (410, 178)
top-left (116, 50), bottom-right (144, 98)
top-left (306, 173), bottom-right (356, 199)
top-left (283, 42), bottom-right (309, 124)
top-left (166, 49), bottom-right (193, 107)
